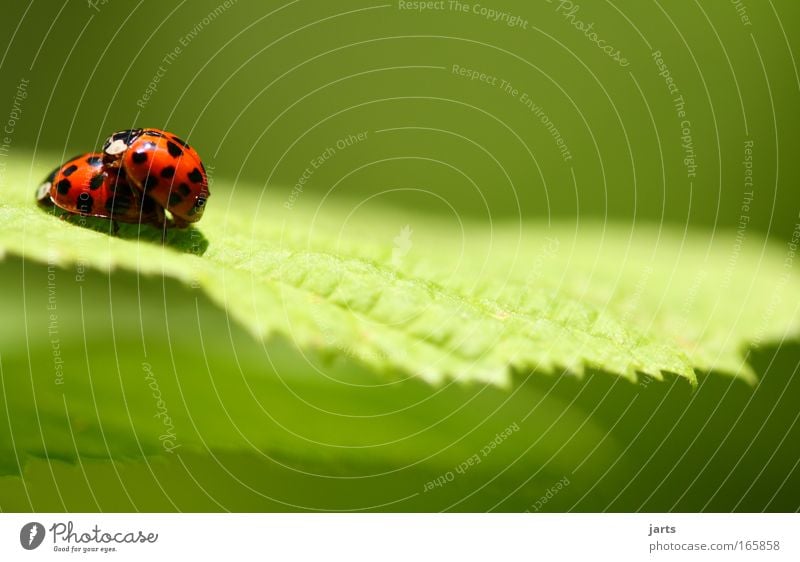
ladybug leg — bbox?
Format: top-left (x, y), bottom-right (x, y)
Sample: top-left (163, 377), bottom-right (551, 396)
top-left (112, 219), bottom-right (120, 236)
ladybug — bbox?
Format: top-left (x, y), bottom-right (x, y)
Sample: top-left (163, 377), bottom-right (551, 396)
top-left (36, 152), bottom-right (160, 228)
top-left (102, 128), bottom-right (209, 227)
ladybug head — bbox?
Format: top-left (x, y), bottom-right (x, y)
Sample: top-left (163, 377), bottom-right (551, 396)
top-left (35, 166), bottom-right (59, 205)
top-left (35, 181), bottom-right (53, 205)
top-left (103, 129), bottom-right (143, 159)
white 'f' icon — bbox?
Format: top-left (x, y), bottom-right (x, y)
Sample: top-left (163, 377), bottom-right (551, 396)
top-left (28, 523), bottom-right (39, 546)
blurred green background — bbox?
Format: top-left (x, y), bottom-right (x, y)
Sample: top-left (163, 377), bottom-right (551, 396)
top-left (1, 1), bottom-right (799, 512)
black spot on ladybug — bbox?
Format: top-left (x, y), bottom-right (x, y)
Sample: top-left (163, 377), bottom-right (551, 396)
top-left (89, 174), bottom-right (105, 190)
top-left (178, 183), bottom-right (191, 196)
top-left (168, 193), bottom-right (183, 206)
top-left (77, 194), bottom-right (94, 214)
top-left (56, 179), bottom-right (71, 195)
top-left (167, 141), bottom-right (183, 158)
top-left (62, 164), bottom-right (78, 177)
top-left (171, 135), bottom-right (190, 149)
top-left (132, 151), bottom-right (148, 164)
top-left (143, 175), bottom-right (158, 191)
top-left (86, 155), bottom-right (102, 166)
top-left (188, 168), bottom-right (203, 183)
top-left (144, 130), bottom-right (165, 138)
top-left (160, 166), bottom-right (175, 179)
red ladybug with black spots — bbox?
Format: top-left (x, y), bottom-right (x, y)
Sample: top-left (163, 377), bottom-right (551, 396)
top-left (36, 152), bottom-right (160, 228)
top-left (102, 128), bottom-right (209, 228)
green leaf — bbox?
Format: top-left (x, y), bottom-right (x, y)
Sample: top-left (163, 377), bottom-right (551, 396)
top-left (2, 154), bottom-right (798, 389)
top-left (0, 253), bottom-right (624, 509)
top-left (1, 153), bottom-right (799, 510)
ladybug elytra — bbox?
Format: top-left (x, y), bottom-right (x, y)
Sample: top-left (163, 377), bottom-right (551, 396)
top-left (36, 152), bottom-right (160, 227)
top-left (103, 128), bottom-right (209, 228)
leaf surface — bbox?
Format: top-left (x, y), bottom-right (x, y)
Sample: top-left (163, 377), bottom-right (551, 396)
top-left (2, 155), bottom-right (798, 388)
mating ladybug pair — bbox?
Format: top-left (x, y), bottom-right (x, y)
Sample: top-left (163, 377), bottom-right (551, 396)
top-left (37, 128), bottom-right (209, 230)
